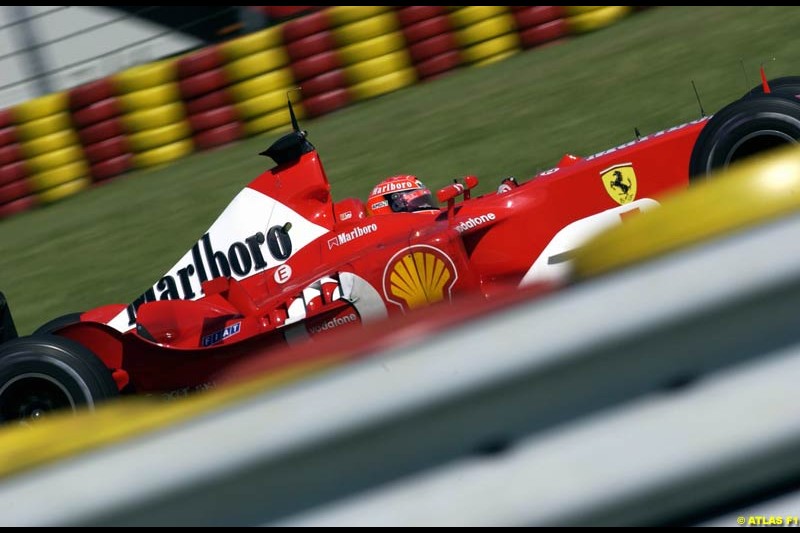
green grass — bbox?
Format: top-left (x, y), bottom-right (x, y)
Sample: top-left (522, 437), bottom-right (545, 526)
top-left (3, 6), bottom-right (800, 333)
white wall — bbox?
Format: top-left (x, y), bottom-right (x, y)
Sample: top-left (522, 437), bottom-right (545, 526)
top-left (0, 6), bottom-right (201, 108)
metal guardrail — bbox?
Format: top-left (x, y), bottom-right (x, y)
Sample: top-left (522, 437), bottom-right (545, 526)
top-left (284, 343), bottom-right (800, 526)
top-left (1, 205), bottom-right (800, 525)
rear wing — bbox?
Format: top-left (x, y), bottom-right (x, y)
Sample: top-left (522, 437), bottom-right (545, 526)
top-left (0, 292), bottom-right (18, 343)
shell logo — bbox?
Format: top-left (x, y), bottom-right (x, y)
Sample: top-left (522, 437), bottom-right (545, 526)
top-left (383, 245), bottom-right (458, 312)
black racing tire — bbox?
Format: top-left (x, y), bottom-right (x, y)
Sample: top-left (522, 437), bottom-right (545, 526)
top-left (33, 312), bottom-right (83, 335)
top-left (689, 94), bottom-right (800, 179)
top-left (744, 76), bottom-right (800, 99)
top-left (0, 334), bottom-right (118, 424)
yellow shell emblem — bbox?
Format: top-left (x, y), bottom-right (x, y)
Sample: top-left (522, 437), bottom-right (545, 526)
top-left (384, 247), bottom-right (457, 311)
top-left (601, 163), bottom-right (637, 205)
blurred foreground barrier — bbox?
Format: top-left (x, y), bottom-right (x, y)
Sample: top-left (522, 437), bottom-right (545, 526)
top-left (1, 147), bottom-right (800, 525)
top-left (572, 145), bottom-right (800, 278)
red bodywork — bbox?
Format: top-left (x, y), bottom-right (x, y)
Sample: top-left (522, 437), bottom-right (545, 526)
top-left (54, 117), bottom-right (707, 395)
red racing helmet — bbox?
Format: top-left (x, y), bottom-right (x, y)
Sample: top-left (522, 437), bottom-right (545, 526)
top-left (367, 175), bottom-right (437, 216)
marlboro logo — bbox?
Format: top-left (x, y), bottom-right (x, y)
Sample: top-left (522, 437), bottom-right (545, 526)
top-left (124, 225), bottom-right (292, 326)
top-left (327, 223), bottom-right (378, 249)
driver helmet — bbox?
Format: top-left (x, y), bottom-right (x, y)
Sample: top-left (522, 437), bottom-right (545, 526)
top-left (367, 175), bottom-right (437, 216)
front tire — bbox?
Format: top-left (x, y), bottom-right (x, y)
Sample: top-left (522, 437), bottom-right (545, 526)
top-left (689, 94), bottom-right (800, 179)
top-left (33, 312), bottom-right (83, 335)
top-left (0, 335), bottom-right (118, 424)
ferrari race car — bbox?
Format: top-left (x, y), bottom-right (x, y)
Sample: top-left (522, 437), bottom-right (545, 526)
top-left (2, 77), bottom-right (800, 423)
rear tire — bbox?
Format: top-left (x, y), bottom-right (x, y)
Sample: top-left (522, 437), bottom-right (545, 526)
top-left (744, 76), bottom-right (800, 99)
top-left (689, 94), bottom-right (800, 179)
top-left (0, 335), bottom-right (118, 424)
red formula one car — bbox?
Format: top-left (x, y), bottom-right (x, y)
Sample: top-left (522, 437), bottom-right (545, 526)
top-left (2, 81), bottom-right (800, 423)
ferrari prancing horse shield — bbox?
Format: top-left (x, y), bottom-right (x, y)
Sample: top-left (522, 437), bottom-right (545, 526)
top-left (600, 163), bottom-right (637, 205)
